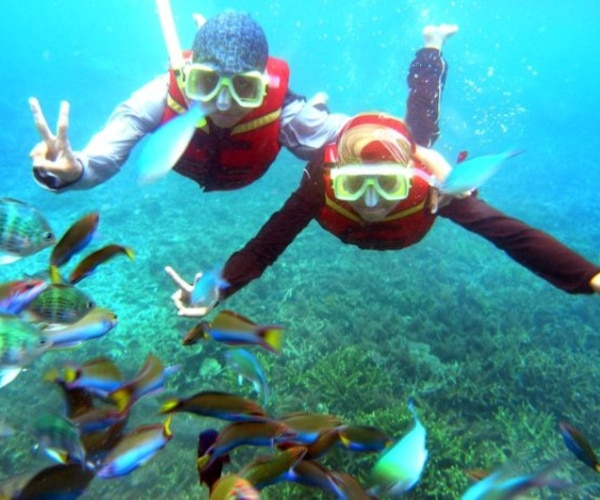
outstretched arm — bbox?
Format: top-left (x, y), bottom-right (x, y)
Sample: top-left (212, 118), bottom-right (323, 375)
top-left (165, 161), bottom-right (325, 316)
top-left (30, 76), bottom-right (168, 192)
top-left (439, 196), bottom-right (600, 294)
top-left (220, 163), bottom-right (324, 299)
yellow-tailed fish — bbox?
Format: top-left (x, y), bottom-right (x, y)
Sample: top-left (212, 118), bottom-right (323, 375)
top-left (137, 102), bottom-right (206, 184)
top-left (0, 313), bottom-right (51, 388)
top-left (337, 424), bottom-right (393, 452)
top-left (71, 407), bottom-right (126, 434)
top-left (370, 401), bottom-right (427, 496)
top-left (41, 307), bottom-right (117, 348)
top-left (68, 244), bottom-right (135, 285)
top-left (50, 212), bottom-right (99, 269)
top-left (198, 420), bottom-right (297, 471)
top-left (224, 348), bottom-right (269, 405)
top-left (58, 356), bottom-right (124, 398)
top-left (239, 446), bottom-right (307, 489)
top-left (0, 278), bottom-right (47, 314)
top-left (159, 390), bottom-right (268, 422)
top-left (559, 420), bottom-right (600, 473)
top-left (277, 427), bottom-right (340, 460)
top-left (279, 412), bottom-right (343, 444)
top-left (30, 413), bottom-right (86, 465)
top-left (280, 460), bottom-right (339, 494)
top-left (281, 461), bottom-right (370, 498)
top-left (330, 471), bottom-right (371, 499)
top-left (207, 310), bottom-right (284, 354)
top-left (109, 354), bottom-right (176, 412)
top-left (0, 197), bottom-right (55, 264)
top-left (209, 474), bottom-right (260, 500)
top-left (23, 282), bottom-right (96, 325)
top-left (96, 415), bottom-right (174, 478)
top-left (0, 463), bottom-right (95, 499)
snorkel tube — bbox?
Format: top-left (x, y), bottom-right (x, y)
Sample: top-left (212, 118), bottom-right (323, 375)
top-left (155, 0), bottom-right (185, 73)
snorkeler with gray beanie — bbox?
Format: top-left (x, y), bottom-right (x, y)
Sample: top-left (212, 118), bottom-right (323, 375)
top-left (28, 9), bottom-right (348, 192)
top-left (27, 7), bottom-right (455, 196)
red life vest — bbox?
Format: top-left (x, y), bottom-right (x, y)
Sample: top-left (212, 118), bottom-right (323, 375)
top-left (317, 158), bottom-right (437, 250)
top-left (161, 56), bottom-right (290, 191)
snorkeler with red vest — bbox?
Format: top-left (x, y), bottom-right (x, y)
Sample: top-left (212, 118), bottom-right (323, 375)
top-left (28, 8), bottom-right (350, 192)
top-left (164, 32), bottom-right (600, 317)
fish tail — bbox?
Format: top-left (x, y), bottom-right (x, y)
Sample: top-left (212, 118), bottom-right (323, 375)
top-left (123, 247), bottom-right (135, 260)
top-left (49, 264), bottom-right (63, 284)
top-left (109, 386), bottom-right (134, 413)
top-left (259, 327), bottom-right (284, 353)
top-left (63, 366), bottom-right (79, 384)
top-left (159, 399), bottom-right (180, 414)
top-left (197, 452), bottom-right (212, 471)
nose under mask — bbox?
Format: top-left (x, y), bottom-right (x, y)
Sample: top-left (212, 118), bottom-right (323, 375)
top-left (216, 87), bottom-right (232, 111)
top-left (364, 186), bottom-right (379, 208)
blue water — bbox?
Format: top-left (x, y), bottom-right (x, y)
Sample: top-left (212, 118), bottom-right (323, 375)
top-left (1, 0), bottom-right (600, 498)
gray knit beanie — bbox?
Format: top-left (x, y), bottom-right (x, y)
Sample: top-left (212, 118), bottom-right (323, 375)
top-left (192, 11), bottom-right (268, 74)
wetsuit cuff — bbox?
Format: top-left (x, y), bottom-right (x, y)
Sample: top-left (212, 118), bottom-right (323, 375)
top-left (32, 158), bottom-right (84, 192)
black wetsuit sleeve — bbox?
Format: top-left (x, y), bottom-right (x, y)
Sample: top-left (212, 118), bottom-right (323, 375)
top-left (221, 161), bottom-right (325, 298)
top-left (438, 195), bottom-right (600, 294)
top-left (405, 48), bottom-right (448, 148)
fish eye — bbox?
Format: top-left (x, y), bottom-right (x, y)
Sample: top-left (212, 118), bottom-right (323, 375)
top-left (44, 232), bottom-right (55, 242)
top-left (38, 337), bottom-right (50, 346)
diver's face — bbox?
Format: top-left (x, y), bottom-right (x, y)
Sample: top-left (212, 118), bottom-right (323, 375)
top-left (207, 87), bottom-right (253, 128)
top-left (347, 188), bottom-right (400, 222)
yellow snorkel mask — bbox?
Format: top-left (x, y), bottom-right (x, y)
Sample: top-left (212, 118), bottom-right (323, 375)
top-left (330, 164), bottom-right (413, 202)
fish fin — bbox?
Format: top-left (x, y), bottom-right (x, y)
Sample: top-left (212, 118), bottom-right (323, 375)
top-left (259, 327), bottom-right (284, 354)
top-left (163, 414), bottom-right (174, 438)
top-left (0, 367), bottom-right (23, 388)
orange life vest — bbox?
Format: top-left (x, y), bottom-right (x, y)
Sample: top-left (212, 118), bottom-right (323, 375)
top-left (161, 56), bottom-right (290, 191)
top-left (318, 158), bottom-right (436, 250)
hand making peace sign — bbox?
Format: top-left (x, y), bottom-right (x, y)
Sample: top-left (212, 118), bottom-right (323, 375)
top-left (29, 97), bottom-right (82, 185)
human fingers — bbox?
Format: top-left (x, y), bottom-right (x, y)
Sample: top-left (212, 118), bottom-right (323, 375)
top-left (177, 305), bottom-right (211, 318)
top-left (29, 97), bottom-right (57, 149)
top-left (165, 266), bottom-right (194, 292)
top-left (170, 290), bottom-right (210, 317)
top-left (55, 101), bottom-right (71, 154)
top-left (29, 141), bottom-right (49, 161)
